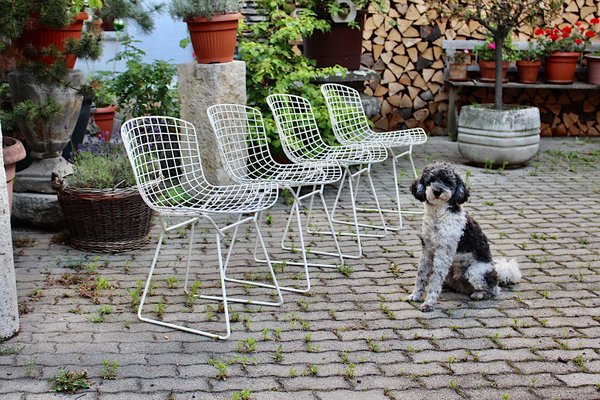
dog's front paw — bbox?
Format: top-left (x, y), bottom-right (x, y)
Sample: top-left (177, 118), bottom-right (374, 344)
top-left (407, 292), bottom-right (423, 302)
top-left (420, 303), bottom-right (435, 312)
top-left (471, 290), bottom-right (494, 300)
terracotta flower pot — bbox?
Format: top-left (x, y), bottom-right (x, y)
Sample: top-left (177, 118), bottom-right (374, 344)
top-left (16, 12), bottom-right (89, 69)
top-left (2, 137), bottom-right (27, 213)
top-left (516, 60), bottom-right (542, 84)
top-left (448, 63), bottom-right (468, 81)
top-left (185, 13), bottom-right (241, 64)
top-left (585, 54), bottom-right (600, 84)
top-left (478, 60), bottom-right (509, 82)
top-left (545, 52), bottom-right (581, 84)
top-left (93, 105), bottom-right (117, 141)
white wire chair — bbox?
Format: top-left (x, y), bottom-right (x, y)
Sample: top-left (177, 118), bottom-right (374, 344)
top-left (266, 94), bottom-right (389, 259)
top-left (320, 83), bottom-right (428, 230)
top-left (121, 116), bottom-right (283, 340)
top-left (207, 104), bottom-right (346, 293)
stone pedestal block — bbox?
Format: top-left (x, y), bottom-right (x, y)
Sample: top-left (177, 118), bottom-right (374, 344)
top-left (177, 61), bottom-right (246, 185)
top-left (14, 157), bottom-right (72, 194)
top-left (0, 133), bottom-right (19, 339)
top-left (11, 192), bottom-right (63, 228)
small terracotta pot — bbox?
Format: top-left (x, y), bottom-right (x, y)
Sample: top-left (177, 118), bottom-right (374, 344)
top-left (585, 54), bottom-right (600, 84)
top-left (516, 60), bottom-right (542, 84)
top-left (2, 137), bottom-right (27, 212)
top-left (185, 13), bottom-right (241, 64)
top-left (478, 60), bottom-right (509, 82)
top-left (545, 52), bottom-right (581, 84)
top-left (93, 105), bottom-right (117, 141)
top-left (448, 63), bottom-right (468, 81)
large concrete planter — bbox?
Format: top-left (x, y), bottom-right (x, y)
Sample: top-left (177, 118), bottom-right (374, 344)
top-left (457, 105), bottom-right (540, 167)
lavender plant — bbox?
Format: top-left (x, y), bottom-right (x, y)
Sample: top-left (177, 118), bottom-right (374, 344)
top-left (68, 134), bottom-right (136, 189)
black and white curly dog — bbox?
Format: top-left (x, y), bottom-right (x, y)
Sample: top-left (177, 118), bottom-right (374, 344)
top-left (407, 161), bottom-right (521, 312)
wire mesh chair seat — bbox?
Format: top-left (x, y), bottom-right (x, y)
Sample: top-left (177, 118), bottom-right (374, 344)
top-left (207, 104), bottom-right (348, 293)
top-left (266, 93), bottom-right (390, 259)
top-left (121, 116), bottom-right (283, 340)
top-left (320, 83), bottom-right (428, 230)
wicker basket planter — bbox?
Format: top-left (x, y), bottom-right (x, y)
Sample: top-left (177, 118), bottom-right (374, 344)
top-left (52, 176), bottom-right (153, 253)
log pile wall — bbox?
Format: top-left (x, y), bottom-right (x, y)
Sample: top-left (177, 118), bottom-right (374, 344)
top-left (360, 0), bottom-right (600, 137)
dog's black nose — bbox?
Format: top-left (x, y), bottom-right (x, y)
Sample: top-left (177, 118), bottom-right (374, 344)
top-left (433, 188), bottom-right (442, 197)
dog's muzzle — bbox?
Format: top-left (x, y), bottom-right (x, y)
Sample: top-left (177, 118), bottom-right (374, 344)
top-left (427, 183), bottom-right (451, 202)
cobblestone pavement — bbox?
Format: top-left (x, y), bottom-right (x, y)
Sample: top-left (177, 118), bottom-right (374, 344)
top-left (2, 137), bottom-right (600, 400)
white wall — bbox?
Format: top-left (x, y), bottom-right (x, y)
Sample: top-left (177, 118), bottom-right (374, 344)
top-left (75, 13), bottom-right (193, 77)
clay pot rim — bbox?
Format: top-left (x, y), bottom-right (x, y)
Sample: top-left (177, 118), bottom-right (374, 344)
top-left (184, 13), bottom-right (241, 23)
top-left (2, 137), bottom-right (27, 165)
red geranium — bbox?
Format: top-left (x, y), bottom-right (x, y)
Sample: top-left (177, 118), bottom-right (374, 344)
top-left (535, 18), bottom-right (600, 53)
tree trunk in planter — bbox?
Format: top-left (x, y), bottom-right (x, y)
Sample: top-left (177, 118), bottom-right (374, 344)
top-left (303, 10), bottom-right (366, 70)
top-left (457, 105), bottom-right (540, 167)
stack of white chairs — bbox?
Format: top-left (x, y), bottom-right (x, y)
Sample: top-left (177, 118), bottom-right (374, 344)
top-left (207, 104), bottom-right (348, 294)
top-left (320, 83), bottom-right (428, 230)
top-left (121, 116), bottom-right (283, 340)
top-left (266, 93), bottom-right (389, 258)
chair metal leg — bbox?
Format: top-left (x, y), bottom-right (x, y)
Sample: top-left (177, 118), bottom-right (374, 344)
top-left (138, 228), bottom-right (231, 340)
top-left (202, 214), bottom-right (284, 306)
top-left (358, 145), bottom-right (423, 232)
top-left (137, 213), bottom-right (282, 340)
top-left (280, 186), bottom-right (346, 267)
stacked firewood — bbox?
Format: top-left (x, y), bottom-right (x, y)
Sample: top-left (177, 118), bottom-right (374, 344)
top-left (361, 0), bottom-right (600, 137)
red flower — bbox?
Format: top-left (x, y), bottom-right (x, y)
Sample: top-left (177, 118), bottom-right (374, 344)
top-left (545, 28), bottom-right (552, 35)
top-left (550, 33), bottom-right (559, 41)
top-left (562, 31), bottom-right (569, 38)
top-left (585, 30), bottom-right (595, 38)
top-left (534, 28), bottom-right (544, 36)
top-left (576, 21), bottom-right (583, 26)
top-left (591, 17), bottom-right (600, 24)
top-left (575, 38), bottom-right (584, 45)
top-left (562, 26), bottom-right (572, 34)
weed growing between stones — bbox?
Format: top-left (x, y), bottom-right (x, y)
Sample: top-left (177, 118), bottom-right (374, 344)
top-left (48, 368), bottom-right (91, 393)
top-left (100, 360), bottom-right (120, 380)
top-left (231, 389), bottom-right (252, 400)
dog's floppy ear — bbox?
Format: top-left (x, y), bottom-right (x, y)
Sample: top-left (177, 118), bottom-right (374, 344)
top-left (410, 178), bottom-right (426, 202)
top-left (451, 175), bottom-right (469, 204)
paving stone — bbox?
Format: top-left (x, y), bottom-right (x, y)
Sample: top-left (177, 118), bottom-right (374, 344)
top-left (3, 137), bottom-right (600, 398)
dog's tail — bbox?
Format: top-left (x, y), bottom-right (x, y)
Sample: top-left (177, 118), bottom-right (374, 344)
top-left (493, 258), bottom-right (521, 286)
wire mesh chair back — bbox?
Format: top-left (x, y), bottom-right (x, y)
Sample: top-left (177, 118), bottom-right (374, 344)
top-left (320, 84), bottom-right (372, 144)
top-left (266, 94), bottom-right (330, 163)
top-left (120, 116), bottom-right (209, 211)
top-left (206, 104), bottom-right (274, 183)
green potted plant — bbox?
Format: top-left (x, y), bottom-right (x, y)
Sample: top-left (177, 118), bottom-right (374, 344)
top-left (169, 0), bottom-right (242, 64)
top-left (238, 0), bottom-right (345, 161)
top-left (52, 134), bottom-right (154, 252)
top-left (98, 0), bottom-right (165, 33)
top-left (89, 73), bottom-right (117, 141)
top-left (105, 35), bottom-right (178, 119)
top-left (516, 45), bottom-right (544, 84)
top-left (473, 36), bottom-right (518, 82)
top-left (298, 0), bottom-right (386, 69)
top-left (445, 49), bottom-right (471, 81)
top-left (435, 0), bottom-right (561, 167)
